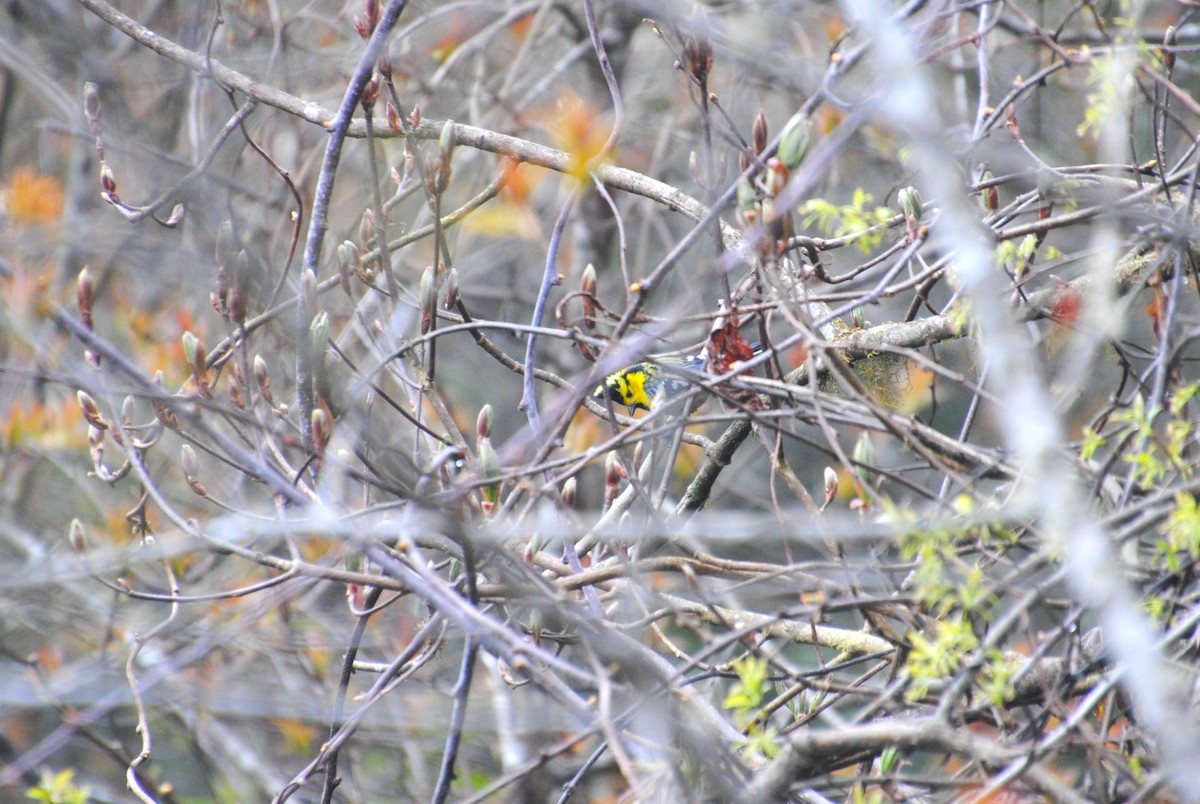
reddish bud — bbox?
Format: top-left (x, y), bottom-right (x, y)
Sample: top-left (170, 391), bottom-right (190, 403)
top-left (100, 164), bottom-right (116, 195)
top-left (361, 75), bottom-right (380, 110)
top-left (477, 403), bottom-right (493, 441)
top-left (752, 111), bottom-right (768, 155)
top-left (311, 408), bottom-right (330, 454)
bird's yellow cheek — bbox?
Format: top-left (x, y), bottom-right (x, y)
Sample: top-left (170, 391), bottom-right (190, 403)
top-left (628, 373), bottom-right (648, 406)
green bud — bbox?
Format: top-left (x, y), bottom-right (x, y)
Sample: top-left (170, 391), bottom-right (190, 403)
top-left (853, 431), bottom-right (876, 487)
top-left (310, 311), bottom-right (330, 355)
top-left (181, 331), bottom-right (198, 365)
top-left (777, 111), bottom-right (813, 170)
top-left (898, 186), bottom-right (923, 222)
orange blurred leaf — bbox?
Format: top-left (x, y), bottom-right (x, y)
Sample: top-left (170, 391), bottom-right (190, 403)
top-left (4, 166), bottom-right (64, 225)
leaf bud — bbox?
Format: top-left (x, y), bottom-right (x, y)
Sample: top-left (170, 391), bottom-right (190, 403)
top-left (736, 176), bottom-right (757, 213)
top-left (822, 466), bottom-right (838, 509)
top-left (100, 163), bottom-right (117, 196)
top-left (310, 310), bottom-right (330, 356)
top-left (898, 186), bottom-right (923, 222)
top-left (77, 266), bottom-right (94, 329)
top-left (764, 157), bottom-right (788, 197)
top-left (361, 74), bottom-right (380, 110)
top-left (359, 207), bottom-right (376, 251)
top-left (300, 269), bottom-right (318, 317)
top-left (752, 111), bottom-right (768, 155)
top-left (181, 443), bottom-right (199, 478)
top-left (438, 118), bottom-right (456, 160)
top-left (181, 330), bottom-right (199, 366)
top-left (254, 354), bottom-right (273, 404)
top-left (476, 403), bottom-right (493, 441)
top-left (77, 390), bottom-right (106, 430)
top-left (311, 408), bottom-right (329, 454)
top-left (337, 240), bottom-right (356, 294)
top-left (69, 519), bottom-right (87, 552)
top-left (777, 111), bottom-right (813, 170)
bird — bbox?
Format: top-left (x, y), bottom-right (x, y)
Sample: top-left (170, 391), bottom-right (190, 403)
top-left (592, 353), bottom-right (708, 413)
top-left (592, 338), bottom-right (766, 414)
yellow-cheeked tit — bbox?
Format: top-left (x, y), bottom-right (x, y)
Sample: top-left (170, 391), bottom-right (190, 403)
top-left (592, 354), bottom-right (708, 413)
top-left (592, 342), bottom-right (763, 414)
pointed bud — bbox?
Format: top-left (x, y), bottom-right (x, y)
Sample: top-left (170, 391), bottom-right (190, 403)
top-left (300, 269), bottom-right (318, 317)
top-left (165, 203), bottom-right (185, 227)
top-left (410, 105), bottom-right (421, 127)
top-left (77, 390), bottom-right (106, 430)
top-left (604, 451), bottom-right (621, 504)
top-left (311, 408), bottom-right (329, 454)
top-left (386, 101), bottom-right (401, 132)
top-left (121, 395), bottom-right (135, 425)
top-left (361, 74), bottom-right (380, 110)
top-left (336, 240), bottom-right (356, 294)
top-left (69, 519), bottom-right (87, 552)
top-left (822, 466), bottom-right (838, 508)
top-left (100, 163), bottom-right (117, 195)
top-left (378, 53), bottom-right (392, 78)
top-left (438, 119), bottom-right (456, 159)
top-left (310, 311), bottom-right (330, 356)
top-left (477, 437), bottom-right (501, 512)
top-left (77, 266), bottom-right (94, 329)
top-left (254, 354), bottom-right (273, 404)
top-left (752, 111), bottom-right (768, 155)
top-left (477, 404), bottom-right (493, 441)
top-left (898, 186), bottom-right (923, 222)
top-left (978, 167), bottom-right (997, 211)
top-left (777, 111), bottom-right (813, 170)
top-left (181, 443), bottom-right (199, 478)
top-left (561, 477), bottom-right (577, 508)
top-left (181, 331), bottom-right (199, 366)
top-left (580, 263), bottom-right (597, 323)
top-left (359, 208), bottom-right (376, 252)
